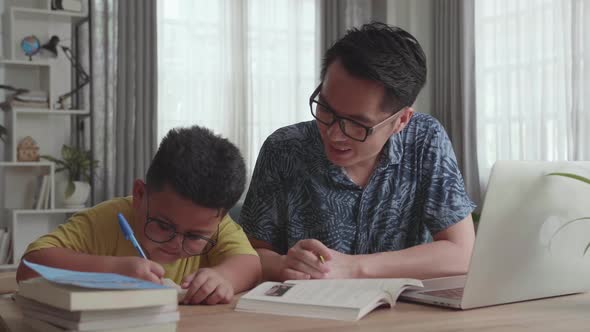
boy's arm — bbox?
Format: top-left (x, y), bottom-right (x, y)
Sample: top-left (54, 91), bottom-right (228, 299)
top-left (197, 217), bottom-right (262, 296)
top-left (16, 247), bottom-right (165, 284)
top-left (253, 247), bottom-right (285, 282)
top-left (210, 254), bottom-right (261, 293)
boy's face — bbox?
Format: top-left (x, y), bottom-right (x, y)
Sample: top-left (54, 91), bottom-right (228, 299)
top-left (131, 180), bottom-right (222, 264)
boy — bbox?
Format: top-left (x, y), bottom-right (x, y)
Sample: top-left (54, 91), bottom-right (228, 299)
top-left (16, 126), bottom-right (261, 305)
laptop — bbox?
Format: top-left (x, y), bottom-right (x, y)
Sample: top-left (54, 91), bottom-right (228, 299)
top-left (401, 160), bottom-right (590, 309)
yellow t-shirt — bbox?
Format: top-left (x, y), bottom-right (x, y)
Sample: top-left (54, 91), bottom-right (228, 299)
top-left (24, 197), bottom-right (257, 284)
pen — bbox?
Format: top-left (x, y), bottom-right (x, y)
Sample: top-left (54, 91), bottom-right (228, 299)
top-left (118, 213), bottom-right (147, 258)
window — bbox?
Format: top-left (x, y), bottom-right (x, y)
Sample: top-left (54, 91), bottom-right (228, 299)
top-left (157, 0), bottom-right (319, 176)
top-left (475, 0), bottom-right (589, 184)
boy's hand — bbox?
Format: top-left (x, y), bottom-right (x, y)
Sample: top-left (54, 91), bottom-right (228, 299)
top-left (110, 257), bottom-right (164, 284)
top-left (181, 268), bottom-right (234, 305)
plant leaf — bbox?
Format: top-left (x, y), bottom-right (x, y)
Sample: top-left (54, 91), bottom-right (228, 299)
top-left (41, 145), bottom-right (98, 182)
top-left (549, 217), bottom-right (590, 252)
top-left (61, 145), bottom-right (69, 159)
top-left (547, 172), bottom-right (590, 185)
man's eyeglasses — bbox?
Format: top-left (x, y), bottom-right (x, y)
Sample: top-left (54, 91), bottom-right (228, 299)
top-left (144, 193), bottom-right (219, 256)
top-left (309, 84), bottom-right (405, 142)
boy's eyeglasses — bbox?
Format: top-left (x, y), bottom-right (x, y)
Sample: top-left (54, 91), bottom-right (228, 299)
top-left (144, 192), bottom-right (219, 256)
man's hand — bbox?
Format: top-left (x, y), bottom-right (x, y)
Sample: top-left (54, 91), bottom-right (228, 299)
top-left (279, 239), bottom-right (332, 280)
top-left (181, 268), bottom-right (234, 305)
top-left (110, 257), bottom-right (165, 284)
top-left (322, 249), bottom-right (361, 279)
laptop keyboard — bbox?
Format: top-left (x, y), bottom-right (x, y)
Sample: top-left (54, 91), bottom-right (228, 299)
top-left (421, 287), bottom-right (464, 300)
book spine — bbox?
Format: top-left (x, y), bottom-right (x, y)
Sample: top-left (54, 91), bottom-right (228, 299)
top-left (36, 176), bottom-right (48, 210)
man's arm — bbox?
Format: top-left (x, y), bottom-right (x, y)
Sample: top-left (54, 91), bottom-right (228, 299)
top-left (16, 247), bottom-right (165, 284)
top-left (249, 238), bottom-right (331, 282)
top-left (250, 215), bottom-right (475, 281)
top-left (353, 216), bottom-right (475, 279)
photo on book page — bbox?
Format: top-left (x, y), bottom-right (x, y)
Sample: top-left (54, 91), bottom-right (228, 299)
top-left (264, 283), bottom-right (295, 297)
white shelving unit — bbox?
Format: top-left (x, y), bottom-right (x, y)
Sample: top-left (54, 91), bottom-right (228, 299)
top-left (0, 0), bottom-right (90, 270)
top-left (11, 6), bottom-right (86, 19)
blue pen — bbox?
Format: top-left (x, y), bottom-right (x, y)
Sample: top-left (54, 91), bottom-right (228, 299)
top-left (117, 213), bottom-right (147, 258)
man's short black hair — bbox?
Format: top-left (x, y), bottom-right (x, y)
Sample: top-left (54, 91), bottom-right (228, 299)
top-left (146, 125), bottom-right (246, 212)
top-left (321, 22), bottom-right (427, 111)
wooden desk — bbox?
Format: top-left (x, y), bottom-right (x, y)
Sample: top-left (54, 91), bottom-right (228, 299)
top-left (0, 272), bottom-right (17, 295)
top-left (3, 292), bottom-right (589, 332)
top-left (177, 294), bottom-right (590, 332)
top-left (1, 268), bottom-right (589, 332)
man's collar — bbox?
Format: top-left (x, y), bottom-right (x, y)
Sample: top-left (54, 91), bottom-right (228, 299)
top-left (381, 133), bottom-right (404, 166)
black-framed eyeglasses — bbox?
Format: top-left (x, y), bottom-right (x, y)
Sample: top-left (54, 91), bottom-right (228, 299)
top-left (144, 192), bottom-right (220, 256)
top-left (309, 84), bottom-right (405, 142)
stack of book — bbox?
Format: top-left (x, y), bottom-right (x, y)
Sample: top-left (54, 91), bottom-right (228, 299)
top-left (31, 175), bottom-right (51, 210)
top-left (11, 90), bottom-right (49, 109)
top-left (16, 278), bottom-right (180, 332)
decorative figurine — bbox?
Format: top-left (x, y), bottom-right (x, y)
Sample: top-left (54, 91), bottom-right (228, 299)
top-left (17, 136), bottom-right (40, 162)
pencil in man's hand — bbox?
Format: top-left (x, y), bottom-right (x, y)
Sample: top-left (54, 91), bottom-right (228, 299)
top-left (319, 255), bottom-right (325, 264)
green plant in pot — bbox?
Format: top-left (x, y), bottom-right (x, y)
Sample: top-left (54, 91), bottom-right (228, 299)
top-left (547, 172), bottom-right (590, 255)
top-left (42, 145), bottom-right (98, 208)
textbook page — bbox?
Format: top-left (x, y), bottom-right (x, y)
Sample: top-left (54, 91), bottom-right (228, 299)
top-left (288, 278), bottom-right (423, 297)
top-left (240, 281), bottom-right (387, 308)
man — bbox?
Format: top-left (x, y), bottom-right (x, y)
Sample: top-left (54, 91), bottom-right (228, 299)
top-left (239, 22), bottom-right (476, 282)
top-left (17, 126), bottom-right (261, 305)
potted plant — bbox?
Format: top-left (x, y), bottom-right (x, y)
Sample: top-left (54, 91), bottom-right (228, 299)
top-left (42, 145), bottom-right (98, 208)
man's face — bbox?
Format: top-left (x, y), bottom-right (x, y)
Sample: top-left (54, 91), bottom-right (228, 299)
top-left (317, 60), bottom-right (411, 170)
top-left (132, 180), bottom-right (222, 264)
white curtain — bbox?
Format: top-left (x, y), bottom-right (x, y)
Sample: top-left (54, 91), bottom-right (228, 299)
top-left (86, 0), bottom-right (158, 204)
top-left (156, 0), bottom-right (319, 178)
top-left (475, 0), bottom-right (590, 189)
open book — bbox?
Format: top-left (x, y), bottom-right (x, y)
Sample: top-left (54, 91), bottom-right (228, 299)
top-left (235, 278), bottom-right (423, 321)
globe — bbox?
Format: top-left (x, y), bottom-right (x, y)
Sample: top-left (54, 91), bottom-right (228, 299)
top-left (21, 35), bottom-right (41, 60)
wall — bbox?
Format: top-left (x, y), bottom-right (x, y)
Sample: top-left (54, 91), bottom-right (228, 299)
top-left (386, 0), bottom-right (434, 115)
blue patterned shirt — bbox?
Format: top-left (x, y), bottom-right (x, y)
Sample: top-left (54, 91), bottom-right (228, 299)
top-left (239, 113), bottom-right (475, 255)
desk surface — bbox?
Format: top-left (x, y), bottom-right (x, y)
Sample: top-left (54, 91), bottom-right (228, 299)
top-left (1, 271), bottom-right (590, 332)
top-left (0, 271), bottom-right (17, 295)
